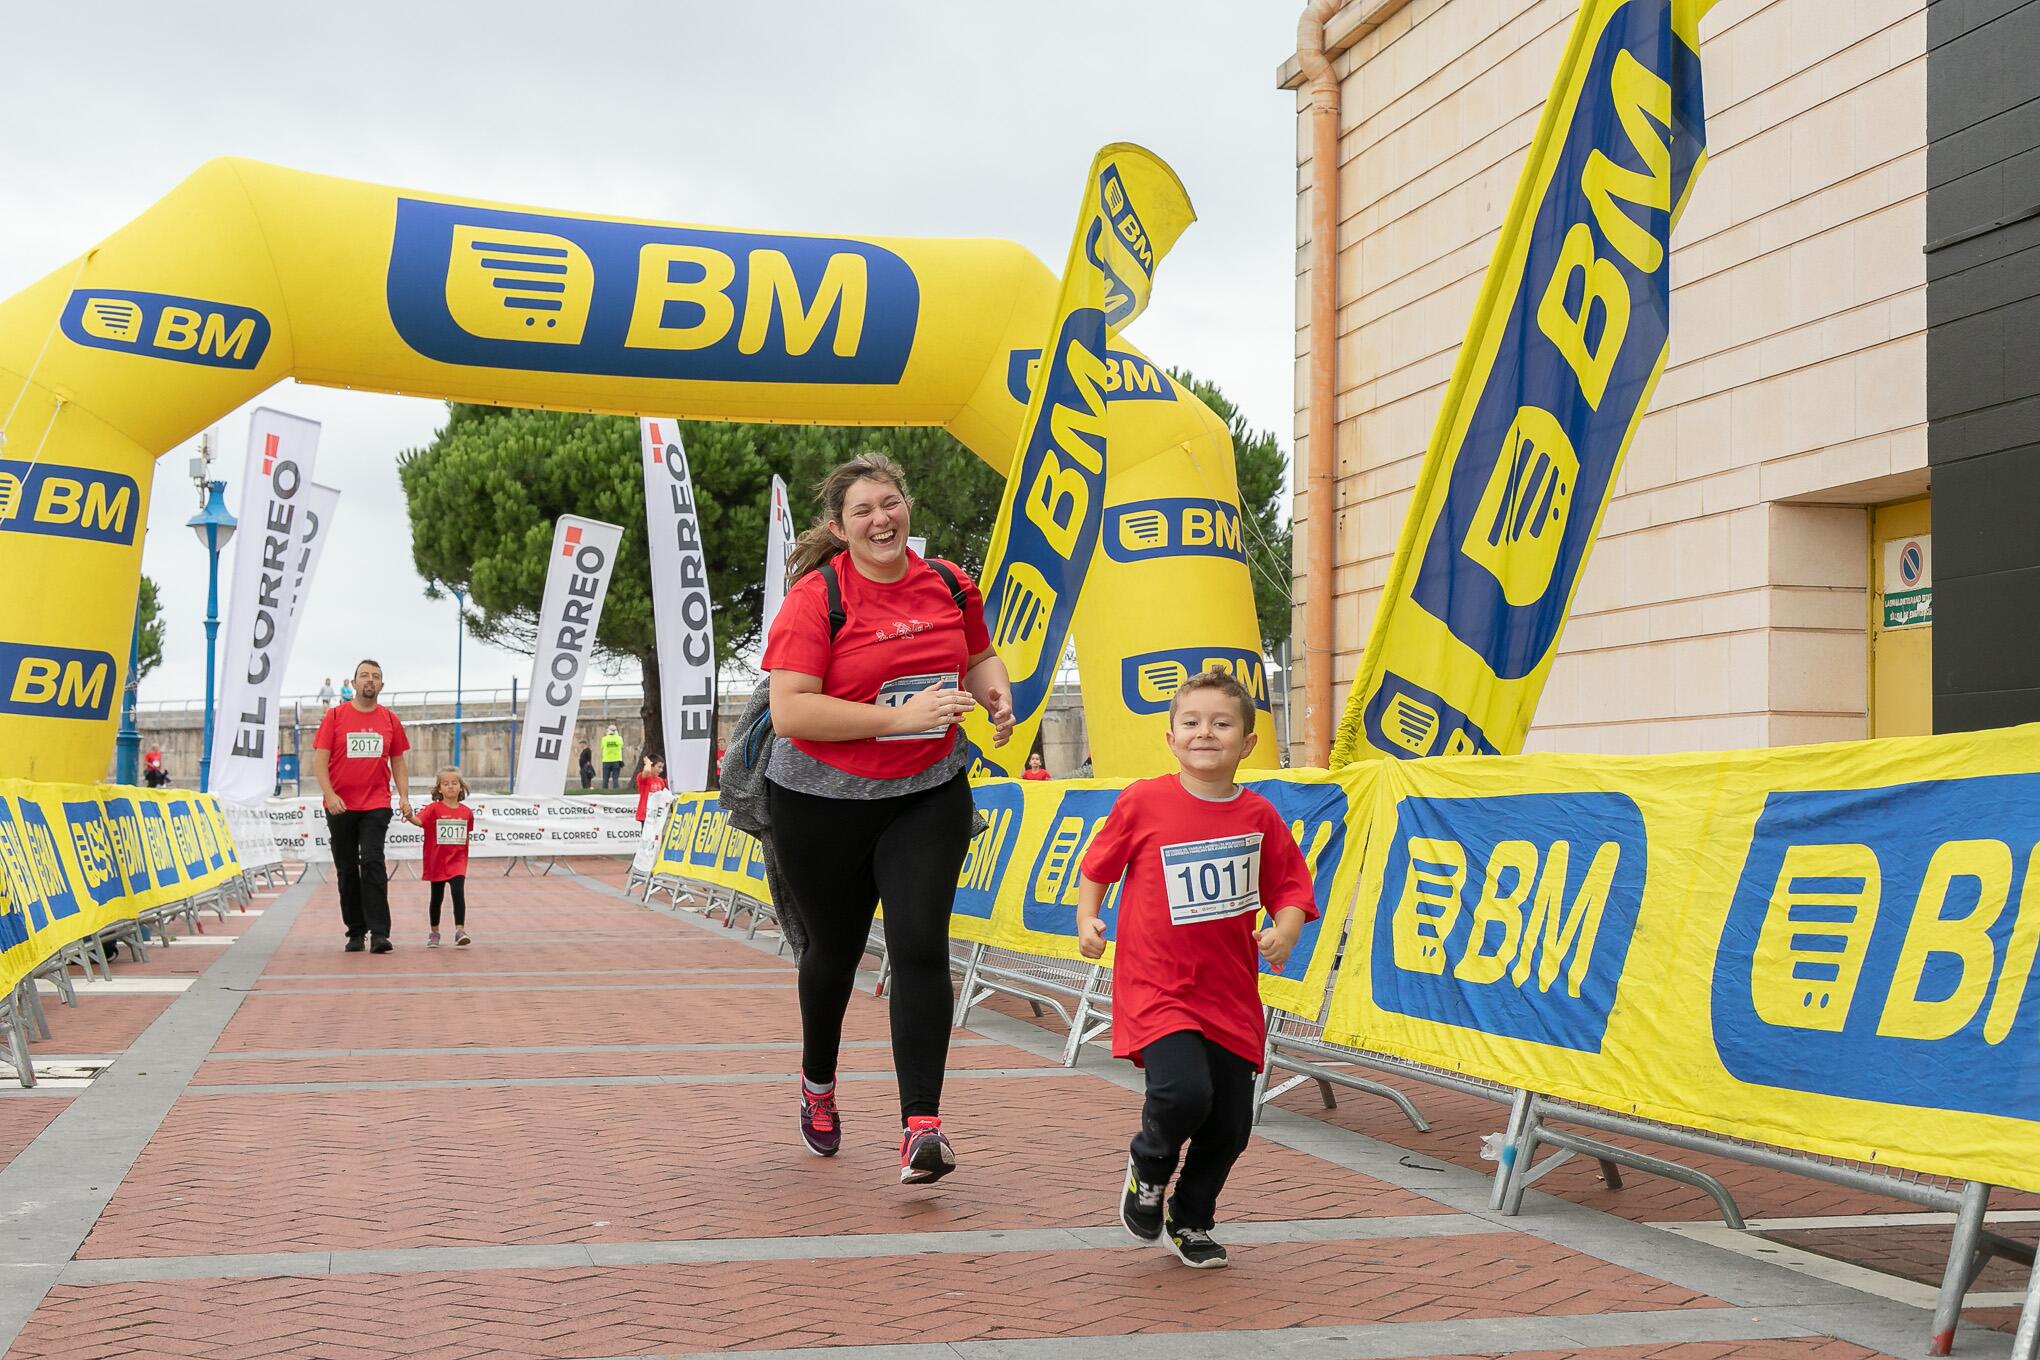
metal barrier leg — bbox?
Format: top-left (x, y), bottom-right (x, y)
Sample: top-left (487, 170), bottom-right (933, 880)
top-left (1930, 1180), bottom-right (1993, 1356)
top-left (1060, 966), bottom-right (1106, 1067)
top-left (5, 989), bottom-right (34, 1088)
top-left (952, 944), bottom-right (987, 1026)
top-left (23, 983), bottom-right (52, 1040)
top-left (1491, 1089), bottom-right (1533, 1212)
top-left (2011, 1255), bottom-right (2038, 1360)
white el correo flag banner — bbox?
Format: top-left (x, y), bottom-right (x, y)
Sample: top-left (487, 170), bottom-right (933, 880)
top-left (761, 473), bottom-right (796, 642)
top-left (514, 515), bottom-right (626, 797)
top-left (639, 419), bottom-right (716, 792)
top-left (209, 409), bottom-right (322, 803)
top-left (274, 483), bottom-right (340, 686)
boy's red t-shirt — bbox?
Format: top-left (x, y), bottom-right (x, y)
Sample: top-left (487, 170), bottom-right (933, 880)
top-left (759, 551), bottom-right (991, 779)
top-left (635, 772), bottom-right (668, 821)
top-left (312, 704), bottom-right (410, 811)
top-left (417, 801), bottom-right (473, 882)
top-left (1081, 775), bottom-right (1318, 1070)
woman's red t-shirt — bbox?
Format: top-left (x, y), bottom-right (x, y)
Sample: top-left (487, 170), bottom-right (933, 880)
top-left (760, 551), bottom-right (991, 779)
top-left (1080, 775), bottom-right (1318, 1070)
top-left (635, 772), bottom-right (668, 822)
top-left (417, 801), bottom-right (473, 882)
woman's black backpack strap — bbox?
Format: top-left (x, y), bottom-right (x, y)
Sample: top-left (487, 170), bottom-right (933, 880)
top-left (817, 557), bottom-right (965, 637)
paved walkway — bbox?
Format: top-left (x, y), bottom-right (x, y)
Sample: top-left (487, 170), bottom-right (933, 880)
top-left (0, 862), bottom-right (2026, 1359)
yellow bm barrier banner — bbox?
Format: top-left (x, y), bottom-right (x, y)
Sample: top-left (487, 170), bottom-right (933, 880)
top-left (0, 158), bottom-right (1267, 785)
top-left (646, 772), bottom-right (1370, 1018)
top-left (0, 781), bottom-right (243, 993)
top-left (1326, 726), bottom-right (2040, 1194)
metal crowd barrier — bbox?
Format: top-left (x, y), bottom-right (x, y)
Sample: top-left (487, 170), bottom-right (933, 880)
top-left (3, 866), bottom-right (265, 1089)
top-left (951, 944), bottom-right (1112, 1068)
top-left (1248, 915), bottom-right (2034, 1356)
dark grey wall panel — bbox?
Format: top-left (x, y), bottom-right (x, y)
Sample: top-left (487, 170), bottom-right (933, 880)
top-left (1927, 0), bottom-right (2040, 732)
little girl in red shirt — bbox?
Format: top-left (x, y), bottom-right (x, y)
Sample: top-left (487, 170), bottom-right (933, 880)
top-left (406, 767), bottom-right (475, 947)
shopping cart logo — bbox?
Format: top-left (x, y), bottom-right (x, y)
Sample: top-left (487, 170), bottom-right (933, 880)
top-left (78, 296), bottom-right (144, 343)
top-left (1711, 774), bottom-right (2040, 1118)
top-left (445, 224), bottom-right (594, 345)
top-left (1361, 673), bottom-right (1497, 759)
top-left (989, 561), bottom-right (1054, 681)
top-left (1462, 408), bottom-right (1579, 608)
top-left (1372, 792), bottom-right (1645, 1052)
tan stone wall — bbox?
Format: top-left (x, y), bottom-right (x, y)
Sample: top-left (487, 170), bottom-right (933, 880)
top-left (1290, 0), bottom-right (1929, 755)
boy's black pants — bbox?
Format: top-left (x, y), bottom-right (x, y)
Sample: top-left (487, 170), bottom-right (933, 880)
top-left (1131, 1029), bottom-right (1257, 1231)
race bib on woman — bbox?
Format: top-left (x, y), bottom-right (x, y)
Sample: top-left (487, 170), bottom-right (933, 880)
top-left (1160, 833), bottom-right (1263, 925)
top-left (873, 672), bottom-right (958, 741)
top-left (345, 730), bottom-right (385, 759)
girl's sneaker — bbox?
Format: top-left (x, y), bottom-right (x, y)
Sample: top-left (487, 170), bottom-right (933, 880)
top-left (455, 929), bottom-right (471, 947)
top-left (426, 931), bottom-right (441, 948)
top-left (899, 1116), bottom-right (955, 1184)
top-left (1163, 1218), bottom-right (1229, 1269)
top-left (1119, 1155), bottom-right (1165, 1240)
top-left (800, 1084), bottom-right (840, 1157)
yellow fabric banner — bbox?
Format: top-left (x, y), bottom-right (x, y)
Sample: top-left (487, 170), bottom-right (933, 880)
top-left (0, 782), bottom-right (245, 993)
top-left (961, 144), bottom-right (1213, 776)
top-left (1326, 726), bottom-right (2040, 1194)
top-left (1332, 0), bottom-right (1711, 764)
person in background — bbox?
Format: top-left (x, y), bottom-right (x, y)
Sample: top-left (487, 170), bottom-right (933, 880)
top-left (1022, 751), bottom-right (1051, 781)
top-left (142, 746), bottom-right (170, 789)
top-left (635, 755), bottom-right (668, 823)
top-left (312, 659), bottom-right (411, 954)
top-left (601, 725), bottom-right (625, 788)
top-left (339, 677), bottom-right (355, 704)
top-left (317, 676), bottom-right (337, 708)
top-left (406, 766), bottom-right (474, 948)
top-left (578, 742), bottom-right (596, 790)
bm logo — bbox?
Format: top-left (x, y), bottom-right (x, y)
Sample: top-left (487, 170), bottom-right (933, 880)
top-left (1712, 774), bottom-right (2040, 1120)
top-left (1370, 792), bottom-right (1646, 1052)
top-left (0, 460), bottom-right (140, 546)
top-left (955, 783), bottom-right (1025, 920)
top-left (1104, 498), bottom-right (1246, 565)
top-left (1023, 788), bottom-right (1123, 938)
top-left (60, 289), bottom-right (270, 369)
top-left (0, 642), bottom-right (115, 721)
top-left (387, 200), bottom-right (919, 385)
top-left (1121, 648), bottom-right (1270, 717)
top-left (1363, 673), bottom-right (1499, 760)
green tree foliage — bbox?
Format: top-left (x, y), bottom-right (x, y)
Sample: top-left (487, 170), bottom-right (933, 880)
top-left (398, 376), bottom-right (1292, 756)
top-left (135, 574), bottom-right (165, 680)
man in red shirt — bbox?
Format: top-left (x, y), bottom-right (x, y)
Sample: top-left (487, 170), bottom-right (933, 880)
top-left (312, 659), bottom-right (413, 953)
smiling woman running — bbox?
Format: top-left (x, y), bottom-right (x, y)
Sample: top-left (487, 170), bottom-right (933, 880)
top-left (762, 452), bottom-right (1014, 1184)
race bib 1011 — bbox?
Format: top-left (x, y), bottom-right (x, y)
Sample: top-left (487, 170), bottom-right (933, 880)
top-left (435, 820), bottom-right (468, 847)
top-left (1160, 833), bottom-right (1263, 926)
top-left (345, 730), bottom-right (385, 760)
top-left (874, 671), bottom-right (958, 742)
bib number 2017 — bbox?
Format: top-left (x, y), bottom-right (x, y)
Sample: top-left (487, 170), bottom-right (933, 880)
top-left (345, 731), bottom-right (384, 759)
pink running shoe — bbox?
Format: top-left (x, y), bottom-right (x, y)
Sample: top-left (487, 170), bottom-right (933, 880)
top-left (800, 1084), bottom-right (840, 1157)
top-left (899, 1116), bottom-right (955, 1184)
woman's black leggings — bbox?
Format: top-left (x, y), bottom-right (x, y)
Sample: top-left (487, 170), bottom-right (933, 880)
top-left (767, 771), bottom-right (974, 1122)
top-left (428, 876), bottom-right (467, 928)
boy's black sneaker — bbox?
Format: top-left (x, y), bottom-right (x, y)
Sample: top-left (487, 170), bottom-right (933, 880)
top-left (1119, 1155), bottom-right (1164, 1241)
top-left (344, 936), bottom-right (366, 953)
top-left (369, 936), bottom-right (394, 954)
top-left (1163, 1218), bottom-right (1229, 1269)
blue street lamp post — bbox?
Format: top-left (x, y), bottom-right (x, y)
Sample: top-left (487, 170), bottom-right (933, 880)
top-left (451, 588), bottom-right (465, 768)
top-left (189, 477), bottom-right (237, 794)
top-left (114, 601), bottom-right (144, 785)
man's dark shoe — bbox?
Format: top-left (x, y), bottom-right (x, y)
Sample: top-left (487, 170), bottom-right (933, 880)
top-left (369, 936), bottom-right (394, 954)
top-left (344, 936), bottom-right (366, 953)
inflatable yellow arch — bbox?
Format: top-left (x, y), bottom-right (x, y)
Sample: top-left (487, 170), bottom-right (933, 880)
top-left (0, 159), bottom-right (1269, 785)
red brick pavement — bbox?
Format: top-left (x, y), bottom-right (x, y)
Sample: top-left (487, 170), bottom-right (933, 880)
top-left (1269, 1072), bottom-right (2040, 1223)
top-left (1765, 1221), bottom-right (2038, 1293)
top-left (79, 1072), bottom-right (1446, 1257)
top-left (0, 1097), bottom-right (69, 1174)
top-left (23, 993), bottom-right (174, 1054)
top-left (191, 1038), bottom-right (1055, 1085)
top-left (14, 1235), bottom-right (1721, 1359)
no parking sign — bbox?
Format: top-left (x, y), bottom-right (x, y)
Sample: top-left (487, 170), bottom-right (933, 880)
top-left (1881, 534), bottom-right (1932, 628)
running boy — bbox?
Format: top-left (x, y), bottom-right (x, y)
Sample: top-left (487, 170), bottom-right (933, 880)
top-left (406, 767), bottom-right (475, 947)
top-left (1076, 668), bottom-right (1317, 1269)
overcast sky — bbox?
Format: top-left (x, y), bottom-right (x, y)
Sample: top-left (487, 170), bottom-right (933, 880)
top-left (0, 3), bottom-right (1303, 706)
